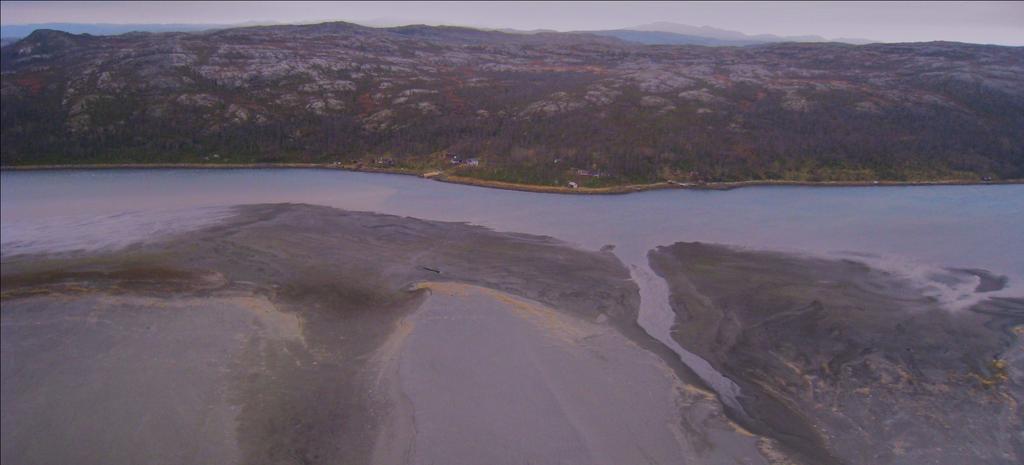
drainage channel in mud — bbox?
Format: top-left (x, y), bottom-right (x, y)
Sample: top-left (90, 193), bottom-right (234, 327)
top-left (619, 251), bottom-right (747, 416)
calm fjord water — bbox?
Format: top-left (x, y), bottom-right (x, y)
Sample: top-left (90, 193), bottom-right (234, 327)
top-left (3, 169), bottom-right (1022, 303)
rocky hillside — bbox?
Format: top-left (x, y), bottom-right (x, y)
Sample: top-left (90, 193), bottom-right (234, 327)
top-left (2, 22), bottom-right (1022, 184)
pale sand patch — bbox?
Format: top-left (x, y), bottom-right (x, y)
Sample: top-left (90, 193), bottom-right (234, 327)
top-left (370, 317), bottom-right (417, 465)
top-left (415, 281), bottom-right (599, 343)
top-left (1, 293), bottom-right (298, 465)
top-left (374, 281), bottom-right (769, 465)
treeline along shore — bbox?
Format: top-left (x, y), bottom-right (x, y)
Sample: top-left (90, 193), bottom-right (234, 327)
top-left (3, 163), bottom-right (1021, 195)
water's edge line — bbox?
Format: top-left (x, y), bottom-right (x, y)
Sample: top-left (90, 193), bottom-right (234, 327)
top-left (3, 164), bottom-right (1020, 196)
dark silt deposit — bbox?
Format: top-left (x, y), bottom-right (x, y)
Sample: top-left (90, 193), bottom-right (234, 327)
top-left (649, 242), bottom-right (1024, 465)
top-left (2, 203), bottom-right (1022, 465)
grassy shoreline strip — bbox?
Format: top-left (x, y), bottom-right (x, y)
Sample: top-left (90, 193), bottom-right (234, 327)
top-left (2, 163), bottom-right (1020, 195)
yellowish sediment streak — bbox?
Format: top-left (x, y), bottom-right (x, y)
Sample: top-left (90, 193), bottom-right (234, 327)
top-left (413, 281), bottom-right (599, 344)
top-left (371, 317), bottom-right (415, 387)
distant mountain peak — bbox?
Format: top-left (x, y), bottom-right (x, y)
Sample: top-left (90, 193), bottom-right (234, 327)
top-left (629, 21), bottom-right (871, 45)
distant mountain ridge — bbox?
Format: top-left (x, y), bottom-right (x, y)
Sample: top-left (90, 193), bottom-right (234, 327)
top-left (2, 22), bottom-right (1021, 185)
top-left (0, 22), bottom-right (270, 38)
top-left (622, 22), bottom-right (875, 45)
top-left (2, 20), bottom-right (875, 46)
top-left (635, 22), bottom-right (826, 42)
top-left (583, 30), bottom-right (768, 47)
top-left (498, 22), bottom-right (876, 47)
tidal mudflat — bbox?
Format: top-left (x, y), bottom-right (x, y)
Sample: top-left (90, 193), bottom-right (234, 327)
top-left (3, 204), bottom-right (770, 465)
top-left (651, 243), bottom-right (1024, 465)
top-left (2, 171), bottom-right (1023, 464)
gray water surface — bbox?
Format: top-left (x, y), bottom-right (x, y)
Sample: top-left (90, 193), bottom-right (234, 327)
top-left (4, 169), bottom-right (1021, 290)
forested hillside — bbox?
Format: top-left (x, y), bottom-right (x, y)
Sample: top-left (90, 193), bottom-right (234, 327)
top-left (2, 22), bottom-right (1022, 185)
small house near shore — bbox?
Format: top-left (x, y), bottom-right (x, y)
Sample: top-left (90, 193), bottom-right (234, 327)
top-left (448, 153), bottom-right (481, 167)
top-left (574, 168), bottom-right (607, 178)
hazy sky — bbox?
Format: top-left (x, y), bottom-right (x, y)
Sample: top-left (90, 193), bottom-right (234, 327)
top-left (2, 1), bottom-right (1022, 45)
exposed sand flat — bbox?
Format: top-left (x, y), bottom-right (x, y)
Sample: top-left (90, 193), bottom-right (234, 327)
top-left (375, 282), bottom-right (768, 465)
top-left (0, 293), bottom-right (298, 465)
